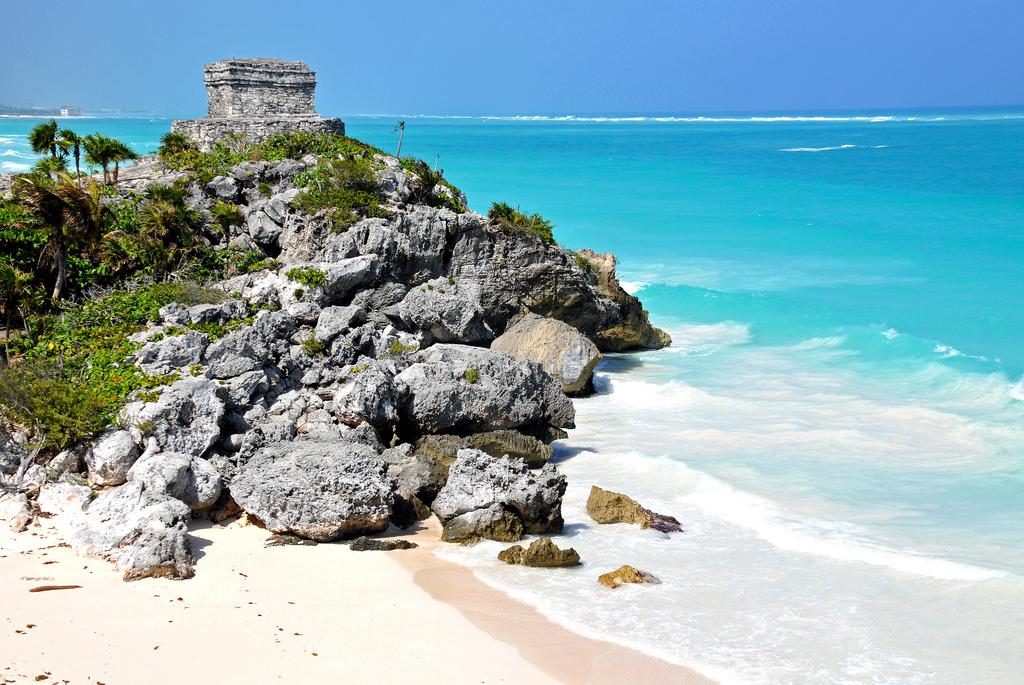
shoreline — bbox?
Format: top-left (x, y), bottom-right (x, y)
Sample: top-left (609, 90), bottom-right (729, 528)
top-left (1, 514), bottom-right (712, 685)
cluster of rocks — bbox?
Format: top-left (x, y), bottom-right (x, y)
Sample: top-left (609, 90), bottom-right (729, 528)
top-left (1, 145), bottom-right (677, 582)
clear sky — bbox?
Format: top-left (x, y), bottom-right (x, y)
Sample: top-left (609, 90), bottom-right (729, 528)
top-left (3, 0), bottom-right (1022, 116)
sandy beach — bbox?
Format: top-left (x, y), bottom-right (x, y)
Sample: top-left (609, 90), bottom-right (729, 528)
top-left (1, 515), bottom-right (712, 685)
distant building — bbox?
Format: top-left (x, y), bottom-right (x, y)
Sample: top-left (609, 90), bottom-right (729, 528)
top-left (60, 106), bottom-right (83, 117)
top-left (171, 57), bottom-right (345, 152)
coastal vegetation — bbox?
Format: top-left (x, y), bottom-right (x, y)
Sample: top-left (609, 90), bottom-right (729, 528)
top-left (488, 201), bottom-right (555, 245)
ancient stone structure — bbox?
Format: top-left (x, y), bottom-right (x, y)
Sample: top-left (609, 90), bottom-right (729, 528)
top-left (171, 58), bottom-right (344, 151)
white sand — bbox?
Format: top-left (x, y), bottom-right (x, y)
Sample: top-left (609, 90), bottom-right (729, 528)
top-left (0, 516), bottom-right (712, 685)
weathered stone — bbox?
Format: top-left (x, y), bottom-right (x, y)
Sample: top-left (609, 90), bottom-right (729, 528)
top-left (230, 440), bottom-right (393, 542)
top-left (491, 313), bottom-right (602, 395)
top-left (171, 58), bottom-right (345, 152)
top-left (207, 175), bottom-right (238, 201)
top-left (441, 504), bottom-right (523, 543)
top-left (597, 565), bottom-right (660, 589)
top-left (349, 536), bottom-right (418, 551)
top-left (432, 449), bottom-right (566, 539)
top-left (85, 429), bottom-right (141, 487)
top-left (205, 310), bottom-right (296, 379)
top-left (586, 485), bottom-right (683, 533)
top-left (265, 533), bottom-right (319, 547)
top-left (44, 479), bottom-right (194, 581)
top-left (413, 431), bottom-right (552, 469)
top-left (127, 450), bottom-right (223, 515)
top-left (332, 362), bottom-right (405, 431)
top-left (0, 492), bottom-right (30, 532)
top-left (395, 278), bottom-right (492, 345)
top-left (159, 302), bottom-right (190, 328)
top-left (122, 376), bottom-right (226, 458)
top-left (396, 344), bottom-right (574, 438)
top-left (133, 330), bottom-right (208, 376)
top-left (315, 305), bottom-right (366, 344)
top-left (497, 538), bottom-right (582, 567)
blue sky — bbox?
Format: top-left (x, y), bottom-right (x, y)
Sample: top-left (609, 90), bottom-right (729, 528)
top-left (3, 0), bottom-right (1022, 115)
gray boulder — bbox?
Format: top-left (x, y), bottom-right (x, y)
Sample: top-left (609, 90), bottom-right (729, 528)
top-left (332, 362), bottom-right (406, 431)
top-left (440, 503), bottom-right (523, 543)
top-left (207, 175), bottom-right (238, 201)
top-left (133, 330), bottom-right (208, 375)
top-left (122, 376), bottom-right (226, 457)
top-left (41, 479), bottom-right (194, 581)
top-left (230, 439), bottom-right (393, 542)
top-left (491, 313), bottom-right (602, 395)
top-left (205, 310), bottom-right (296, 379)
top-left (395, 279), bottom-right (491, 345)
top-left (396, 344), bottom-right (574, 437)
top-left (127, 448), bottom-right (223, 515)
top-left (315, 305), bottom-right (366, 344)
top-left (158, 302), bottom-right (190, 328)
top-left (85, 429), bottom-right (141, 487)
top-left (431, 449), bottom-right (567, 541)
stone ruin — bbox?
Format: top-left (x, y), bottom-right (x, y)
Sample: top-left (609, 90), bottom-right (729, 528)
top-left (171, 58), bottom-right (345, 152)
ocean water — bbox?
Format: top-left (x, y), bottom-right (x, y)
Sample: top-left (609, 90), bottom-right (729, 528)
top-left (3, 110), bottom-right (1023, 683)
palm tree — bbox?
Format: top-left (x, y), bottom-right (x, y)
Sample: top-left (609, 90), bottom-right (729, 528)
top-left (84, 133), bottom-right (114, 184)
top-left (108, 139), bottom-right (138, 184)
top-left (11, 174), bottom-right (108, 300)
top-left (27, 119), bottom-right (60, 158)
top-left (58, 129), bottom-right (85, 188)
top-left (157, 131), bottom-right (194, 158)
top-left (32, 156), bottom-right (68, 180)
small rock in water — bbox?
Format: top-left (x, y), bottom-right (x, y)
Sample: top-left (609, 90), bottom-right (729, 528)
top-left (597, 565), bottom-right (660, 589)
top-left (497, 537), bottom-right (581, 567)
top-left (586, 485), bottom-right (683, 533)
top-left (348, 536), bottom-right (418, 551)
top-left (264, 533), bottom-right (319, 547)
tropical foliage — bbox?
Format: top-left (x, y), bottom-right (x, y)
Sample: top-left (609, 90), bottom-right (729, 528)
top-left (488, 202), bottom-right (556, 245)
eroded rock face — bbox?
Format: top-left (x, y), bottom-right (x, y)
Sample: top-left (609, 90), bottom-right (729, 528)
top-left (431, 449), bottom-right (566, 541)
top-left (497, 537), bottom-right (582, 567)
top-left (415, 430), bottom-right (553, 469)
top-left (440, 504), bottom-right (523, 543)
top-left (397, 344), bottom-right (574, 438)
top-left (39, 480), bottom-right (194, 581)
top-left (127, 448), bottom-right (223, 515)
top-left (348, 536), bottom-right (417, 551)
top-left (122, 376), bottom-right (226, 458)
top-left (597, 565), bottom-right (660, 588)
top-left (395, 278), bottom-right (492, 346)
top-left (230, 439), bottom-right (393, 542)
top-left (132, 330), bottom-right (209, 376)
top-left (586, 485), bottom-right (683, 533)
top-left (85, 429), bottom-right (141, 487)
top-left (0, 492), bottom-right (30, 532)
top-left (491, 313), bottom-right (602, 396)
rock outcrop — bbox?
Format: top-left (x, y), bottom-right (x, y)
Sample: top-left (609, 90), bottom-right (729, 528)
top-left (497, 537), bottom-right (582, 567)
top-left (597, 565), bottom-right (660, 588)
top-left (586, 485), bottom-right (683, 533)
top-left (230, 439), bottom-right (393, 542)
top-left (431, 449), bottom-right (566, 542)
top-left (491, 312), bottom-right (602, 395)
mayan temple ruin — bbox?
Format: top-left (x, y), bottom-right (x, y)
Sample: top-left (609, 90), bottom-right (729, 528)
top-left (171, 58), bottom-right (345, 151)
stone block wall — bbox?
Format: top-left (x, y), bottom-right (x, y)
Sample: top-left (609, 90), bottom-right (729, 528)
top-left (205, 58), bottom-right (317, 118)
top-left (170, 117), bottom-right (346, 153)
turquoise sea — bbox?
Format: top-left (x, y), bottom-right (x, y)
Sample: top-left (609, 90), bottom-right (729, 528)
top-left (3, 109), bottom-right (1023, 683)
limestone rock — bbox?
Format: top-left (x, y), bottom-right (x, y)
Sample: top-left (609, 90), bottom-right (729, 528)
top-left (440, 503), bottom-right (523, 543)
top-left (315, 305), bottom-right (366, 344)
top-left (414, 431), bottom-right (553, 469)
top-left (127, 450), bottom-right (223, 515)
top-left (432, 449), bottom-right (566, 540)
top-left (230, 439), bottom-right (393, 542)
top-left (264, 533), bottom-right (319, 547)
top-left (349, 536), bottom-right (418, 551)
top-left (491, 313), bottom-right (601, 395)
top-left (586, 485), bottom-right (683, 533)
top-left (497, 538), bottom-right (582, 567)
top-left (122, 376), bottom-right (226, 458)
top-left (205, 310), bottom-right (297, 379)
top-left (396, 344), bottom-right (574, 438)
top-left (332, 361), bottom-right (406, 431)
top-left (597, 565), bottom-right (660, 589)
top-left (46, 479), bottom-right (194, 581)
top-left (85, 429), bottom-right (141, 487)
top-left (132, 330), bottom-right (208, 375)
top-left (0, 492), bottom-right (30, 532)
top-left (395, 278), bottom-right (492, 346)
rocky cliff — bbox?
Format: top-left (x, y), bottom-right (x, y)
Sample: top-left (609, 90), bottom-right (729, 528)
top-left (1, 147), bottom-right (672, 579)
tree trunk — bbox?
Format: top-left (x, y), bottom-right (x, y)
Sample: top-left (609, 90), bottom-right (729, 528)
top-left (51, 233), bottom-right (67, 300)
top-left (113, 161), bottom-right (120, 184)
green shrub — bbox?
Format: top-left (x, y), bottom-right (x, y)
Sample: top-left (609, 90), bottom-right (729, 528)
top-left (258, 182), bottom-right (273, 198)
top-left (573, 252), bottom-right (596, 274)
top-left (292, 158), bottom-right (391, 231)
top-left (0, 364), bottom-right (111, 451)
top-left (488, 202), bottom-right (555, 245)
top-left (301, 334), bottom-right (326, 356)
top-left (464, 367), bottom-right (479, 384)
top-left (285, 266), bottom-right (327, 288)
top-left (211, 202), bottom-right (244, 233)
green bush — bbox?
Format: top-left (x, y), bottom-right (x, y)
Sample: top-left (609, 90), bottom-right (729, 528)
top-left (464, 367), bottom-right (479, 384)
top-left (211, 201), bottom-right (244, 233)
top-left (301, 334), bottom-right (327, 356)
top-left (488, 202), bottom-right (555, 245)
top-left (572, 252), bottom-right (596, 274)
top-left (292, 158), bottom-right (391, 231)
top-left (285, 266), bottom-right (327, 288)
